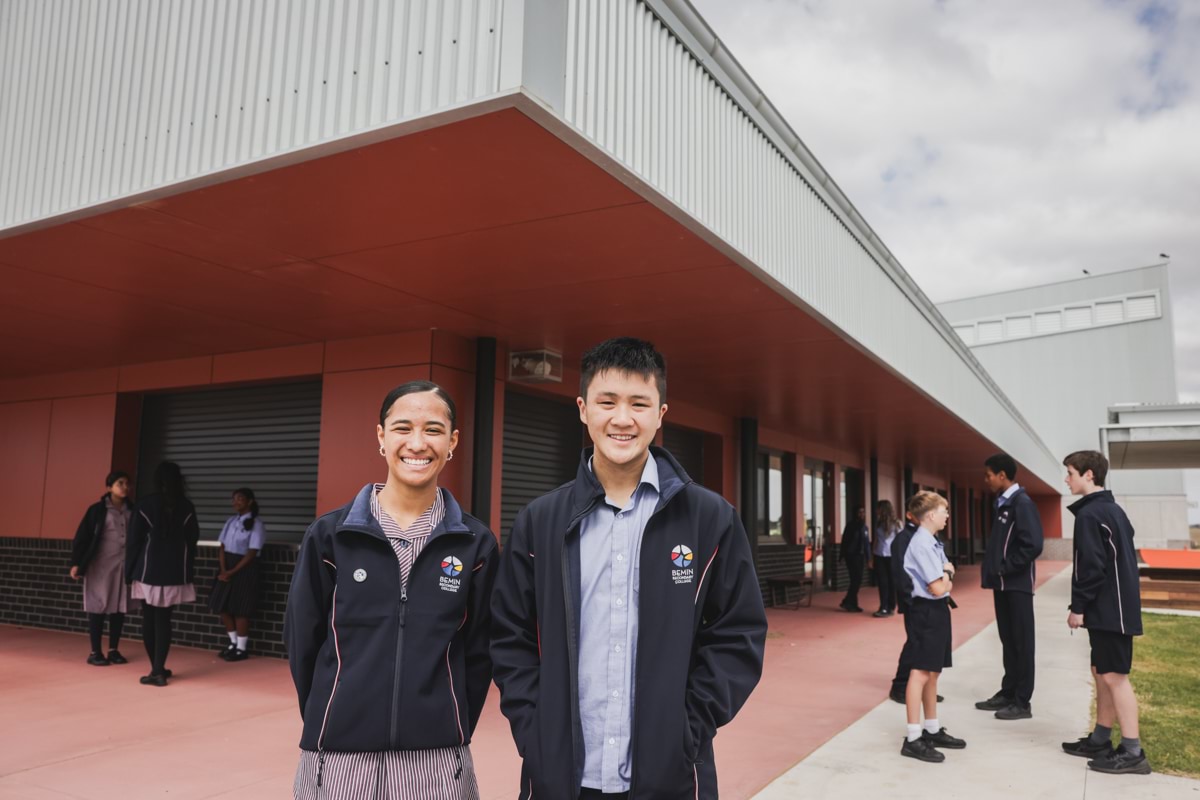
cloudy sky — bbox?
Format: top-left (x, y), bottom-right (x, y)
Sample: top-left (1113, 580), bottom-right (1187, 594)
top-left (691, 0), bottom-right (1200, 523)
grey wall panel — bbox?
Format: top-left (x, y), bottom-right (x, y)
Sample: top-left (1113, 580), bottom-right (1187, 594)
top-left (0, 0), bottom-right (513, 230)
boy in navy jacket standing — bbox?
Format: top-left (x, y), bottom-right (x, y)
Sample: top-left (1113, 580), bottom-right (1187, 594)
top-left (975, 453), bottom-right (1043, 720)
top-left (1060, 450), bottom-right (1150, 775)
top-left (491, 338), bottom-right (768, 800)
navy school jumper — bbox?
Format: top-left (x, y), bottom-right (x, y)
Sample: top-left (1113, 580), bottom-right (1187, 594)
top-left (490, 447), bottom-right (768, 800)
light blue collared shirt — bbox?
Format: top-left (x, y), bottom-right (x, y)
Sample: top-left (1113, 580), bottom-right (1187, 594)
top-left (578, 453), bottom-right (660, 793)
top-left (996, 482), bottom-right (1021, 508)
top-left (905, 526), bottom-right (949, 600)
top-left (217, 512), bottom-right (266, 555)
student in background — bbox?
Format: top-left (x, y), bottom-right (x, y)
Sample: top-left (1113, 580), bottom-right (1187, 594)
top-left (69, 470), bottom-right (136, 667)
top-left (1061, 450), bottom-right (1150, 775)
top-left (839, 507), bottom-right (870, 612)
top-left (899, 491), bottom-right (965, 763)
top-left (208, 487), bottom-right (266, 662)
top-left (872, 500), bottom-right (901, 617)
top-left (126, 461), bottom-right (200, 687)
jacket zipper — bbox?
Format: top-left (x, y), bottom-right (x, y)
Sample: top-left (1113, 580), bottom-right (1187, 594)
top-left (999, 521), bottom-right (1014, 591)
top-left (316, 587), bottom-right (343, 786)
top-left (390, 575), bottom-right (408, 749)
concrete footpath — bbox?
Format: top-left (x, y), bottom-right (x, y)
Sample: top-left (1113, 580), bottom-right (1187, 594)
top-left (752, 569), bottom-right (1200, 800)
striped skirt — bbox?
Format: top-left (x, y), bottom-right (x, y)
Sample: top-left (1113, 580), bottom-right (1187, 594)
top-left (206, 557), bottom-right (260, 617)
top-left (293, 746), bottom-right (479, 800)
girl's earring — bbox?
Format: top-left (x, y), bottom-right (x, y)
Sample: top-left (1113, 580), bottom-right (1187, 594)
top-left (447, 450), bottom-right (454, 461)
top-left (379, 446), bottom-right (386, 456)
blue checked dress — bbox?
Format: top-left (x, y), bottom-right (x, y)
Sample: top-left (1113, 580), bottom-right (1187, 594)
top-left (293, 486), bottom-right (480, 800)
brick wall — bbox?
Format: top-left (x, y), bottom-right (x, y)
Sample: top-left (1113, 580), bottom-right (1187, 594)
top-left (0, 537), bottom-right (296, 658)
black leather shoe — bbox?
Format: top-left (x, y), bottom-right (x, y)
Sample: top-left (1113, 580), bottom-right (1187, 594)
top-left (974, 693), bottom-right (1012, 711)
top-left (873, 610), bottom-right (892, 618)
top-left (922, 727), bottom-right (966, 749)
top-left (900, 736), bottom-right (945, 763)
top-left (1088, 745), bottom-right (1151, 775)
top-left (995, 703), bottom-right (1033, 720)
top-left (139, 673), bottom-right (168, 687)
top-left (106, 650), bottom-right (128, 664)
top-left (87, 652), bottom-right (110, 666)
top-left (218, 644), bottom-right (237, 660)
top-left (1062, 735), bottom-right (1113, 758)
top-left (226, 648), bottom-right (249, 662)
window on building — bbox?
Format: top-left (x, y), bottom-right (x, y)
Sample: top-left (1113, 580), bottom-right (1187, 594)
top-left (756, 450), bottom-right (794, 542)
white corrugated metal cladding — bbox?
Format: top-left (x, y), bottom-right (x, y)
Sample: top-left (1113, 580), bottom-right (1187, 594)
top-left (556, 0), bottom-right (1059, 484)
top-left (0, 0), bottom-right (513, 229)
top-left (0, 0), bottom-right (1062, 486)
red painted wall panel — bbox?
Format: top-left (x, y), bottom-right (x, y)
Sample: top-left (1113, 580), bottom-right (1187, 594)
top-left (211, 343), bottom-right (324, 384)
top-left (1036, 494), bottom-right (1065, 539)
top-left (430, 364), bottom-right (476, 514)
top-left (323, 331), bottom-right (432, 373)
top-left (41, 395), bottom-right (118, 540)
top-left (0, 368), bottom-right (119, 403)
top-left (0, 400), bottom-right (53, 536)
top-left (118, 357), bottom-right (213, 392)
top-left (315, 366), bottom-right (429, 515)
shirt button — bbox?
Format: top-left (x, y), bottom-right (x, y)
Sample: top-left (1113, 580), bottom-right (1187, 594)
top-left (616, 554), bottom-right (624, 562)
top-left (612, 690), bottom-right (619, 697)
top-left (609, 738), bottom-right (616, 745)
top-left (615, 599), bottom-right (623, 607)
top-left (614, 644), bottom-right (622, 652)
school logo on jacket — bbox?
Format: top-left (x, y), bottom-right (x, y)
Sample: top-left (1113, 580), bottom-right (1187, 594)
top-left (672, 544), bottom-right (695, 585)
top-left (439, 555), bottom-right (463, 592)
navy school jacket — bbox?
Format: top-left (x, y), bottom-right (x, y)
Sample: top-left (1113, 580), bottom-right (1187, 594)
top-left (284, 485), bottom-right (498, 762)
top-left (125, 494), bottom-right (199, 587)
top-left (1068, 490), bottom-right (1142, 636)
top-left (981, 487), bottom-right (1043, 594)
top-left (71, 495), bottom-right (120, 574)
top-left (490, 447), bottom-right (768, 800)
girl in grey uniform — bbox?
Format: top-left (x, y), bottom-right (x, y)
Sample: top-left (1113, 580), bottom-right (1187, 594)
top-left (69, 471), bottom-right (136, 666)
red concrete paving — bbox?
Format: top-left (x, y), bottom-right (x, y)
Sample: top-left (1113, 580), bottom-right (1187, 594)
top-left (0, 562), bottom-right (1067, 799)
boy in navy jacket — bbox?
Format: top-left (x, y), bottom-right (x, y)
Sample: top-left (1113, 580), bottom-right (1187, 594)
top-left (1060, 450), bottom-right (1150, 775)
top-left (491, 338), bottom-right (768, 800)
top-left (975, 453), bottom-right (1043, 720)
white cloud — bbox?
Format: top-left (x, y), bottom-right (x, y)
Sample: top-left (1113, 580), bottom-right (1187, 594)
top-left (690, 0), bottom-right (1200, 519)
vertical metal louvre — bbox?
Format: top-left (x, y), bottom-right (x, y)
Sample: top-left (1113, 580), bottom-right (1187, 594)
top-left (136, 380), bottom-right (321, 544)
top-left (499, 389), bottom-right (582, 548)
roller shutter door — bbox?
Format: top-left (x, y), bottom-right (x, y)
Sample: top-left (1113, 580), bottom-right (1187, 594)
top-left (136, 381), bottom-right (321, 544)
top-left (499, 390), bottom-right (582, 547)
top-left (661, 424), bottom-right (705, 486)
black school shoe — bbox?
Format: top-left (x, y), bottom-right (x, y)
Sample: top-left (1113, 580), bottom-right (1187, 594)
top-left (1088, 745), bottom-right (1151, 775)
top-left (1062, 735), bottom-right (1113, 758)
top-left (890, 690), bottom-right (944, 704)
top-left (922, 727), bottom-right (966, 749)
top-left (974, 692), bottom-right (1012, 711)
top-left (218, 643), bottom-right (237, 661)
top-left (995, 703), bottom-right (1033, 720)
top-left (901, 736), bottom-right (945, 763)
top-left (86, 652), bottom-right (110, 667)
top-left (106, 650), bottom-right (128, 664)
top-left (139, 673), bottom-right (168, 687)
top-left (226, 648), bottom-right (249, 662)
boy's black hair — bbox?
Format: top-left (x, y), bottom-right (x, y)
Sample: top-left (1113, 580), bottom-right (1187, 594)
top-left (379, 381), bottom-right (457, 430)
top-left (579, 337), bottom-right (667, 402)
top-left (984, 453), bottom-right (1018, 481)
top-left (1063, 450), bottom-right (1109, 487)
top-left (105, 470), bottom-right (130, 488)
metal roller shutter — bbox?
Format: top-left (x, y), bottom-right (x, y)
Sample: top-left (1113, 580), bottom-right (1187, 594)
top-left (135, 381), bottom-right (321, 544)
top-left (499, 390), bottom-right (582, 547)
top-left (662, 424), bottom-right (705, 485)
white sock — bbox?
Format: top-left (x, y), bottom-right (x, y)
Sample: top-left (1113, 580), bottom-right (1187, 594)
top-left (227, 631), bottom-right (238, 645)
top-left (924, 718), bottom-right (941, 734)
top-left (236, 636), bottom-right (249, 651)
top-left (906, 724), bottom-right (922, 742)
